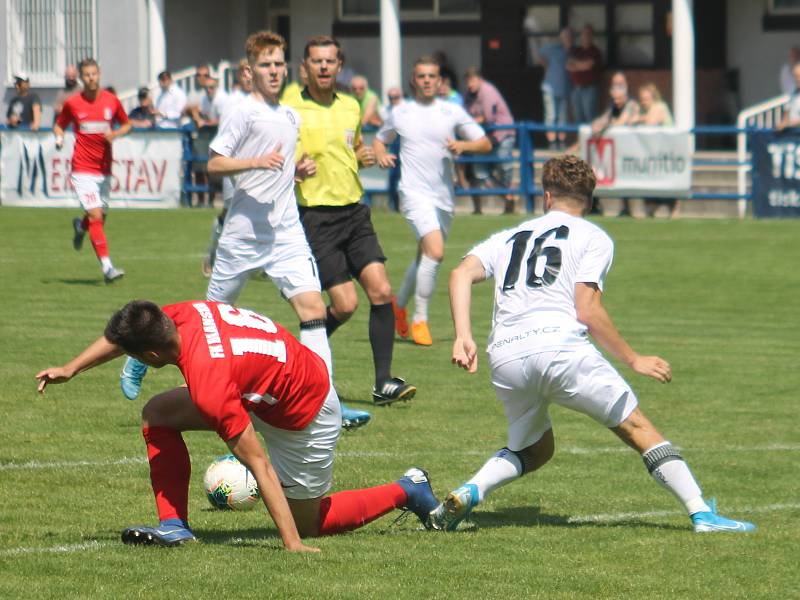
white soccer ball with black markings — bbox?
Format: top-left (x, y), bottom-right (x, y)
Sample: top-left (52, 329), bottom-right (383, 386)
top-left (203, 454), bottom-right (260, 511)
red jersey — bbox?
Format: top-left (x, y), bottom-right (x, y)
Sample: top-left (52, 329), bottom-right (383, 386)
top-left (163, 301), bottom-right (330, 440)
top-left (56, 89), bottom-right (128, 175)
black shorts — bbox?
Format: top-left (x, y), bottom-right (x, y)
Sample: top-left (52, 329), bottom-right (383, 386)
top-left (299, 203), bottom-right (386, 290)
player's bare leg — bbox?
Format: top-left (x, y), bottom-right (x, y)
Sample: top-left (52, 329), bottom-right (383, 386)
top-left (428, 430), bottom-right (554, 531)
top-left (82, 206), bottom-right (123, 283)
top-left (611, 407), bottom-right (755, 532)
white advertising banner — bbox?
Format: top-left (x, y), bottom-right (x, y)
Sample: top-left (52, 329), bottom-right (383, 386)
top-left (0, 130), bottom-right (183, 208)
top-left (579, 125), bottom-right (692, 197)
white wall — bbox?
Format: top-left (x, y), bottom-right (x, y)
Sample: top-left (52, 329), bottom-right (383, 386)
top-left (727, 0), bottom-right (800, 108)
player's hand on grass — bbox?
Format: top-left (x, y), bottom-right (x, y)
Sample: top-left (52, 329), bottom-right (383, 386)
top-left (36, 366), bottom-right (75, 392)
top-left (285, 541), bottom-right (321, 553)
top-left (452, 336), bottom-right (478, 373)
top-left (295, 153), bottom-right (316, 181)
top-left (377, 153), bottom-right (397, 169)
top-left (254, 143), bottom-right (285, 170)
top-left (355, 144), bottom-right (376, 167)
top-left (631, 355), bottom-right (671, 383)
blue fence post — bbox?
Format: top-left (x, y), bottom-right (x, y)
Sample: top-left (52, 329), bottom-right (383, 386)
top-left (181, 130), bottom-right (194, 208)
top-left (518, 122), bottom-right (534, 213)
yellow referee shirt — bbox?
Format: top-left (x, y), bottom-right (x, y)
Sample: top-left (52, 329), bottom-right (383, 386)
top-left (284, 89), bottom-right (363, 207)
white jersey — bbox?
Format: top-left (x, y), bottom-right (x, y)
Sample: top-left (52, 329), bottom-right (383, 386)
top-left (209, 96), bottom-right (301, 239)
top-left (376, 98), bottom-right (484, 211)
top-left (200, 89), bottom-right (229, 122)
top-left (468, 210), bottom-right (614, 368)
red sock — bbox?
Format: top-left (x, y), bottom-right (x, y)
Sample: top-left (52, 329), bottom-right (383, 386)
top-left (317, 483), bottom-right (407, 536)
top-left (87, 218), bottom-right (109, 259)
top-left (143, 426), bottom-right (191, 524)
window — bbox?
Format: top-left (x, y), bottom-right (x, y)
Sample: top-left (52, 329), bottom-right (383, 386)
top-left (6, 0), bottom-right (96, 85)
top-left (769, 0), bottom-right (800, 13)
top-left (339, 0), bottom-right (479, 20)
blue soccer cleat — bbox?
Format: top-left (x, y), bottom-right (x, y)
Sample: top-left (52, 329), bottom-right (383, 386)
top-left (341, 403), bottom-right (371, 430)
top-left (427, 483), bottom-right (479, 532)
top-left (120, 356), bottom-right (148, 400)
top-left (691, 498), bottom-right (756, 533)
top-left (121, 519), bottom-right (196, 547)
top-left (396, 467), bottom-right (439, 529)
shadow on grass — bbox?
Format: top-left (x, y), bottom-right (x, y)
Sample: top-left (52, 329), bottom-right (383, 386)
top-left (41, 278), bottom-right (102, 286)
top-left (470, 506), bottom-right (686, 532)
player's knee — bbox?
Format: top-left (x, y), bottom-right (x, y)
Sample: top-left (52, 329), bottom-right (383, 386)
top-left (517, 432), bottom-right (555, 474)
top-left (332, 297), bottom-right (358, 320)
top-left (366, 280), bottom-right (392, 305)
top-left (423, 248), bottom-right (444, 263)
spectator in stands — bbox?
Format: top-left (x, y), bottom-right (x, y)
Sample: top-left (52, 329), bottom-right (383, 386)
top-left (128, 87), bottom-right (156, 128)
top-left (154, 70), bottom-right (187, 129)
top-left (351, 75), bottom-right (382, 127)
top-left (778, 62), bottom-right (800, 131)
top-left (191, 76), bottom-right (228, 128)
top-left (779, 46), bottom-right (800, 96)
top-left (633, 83), bottom-right (678, 219)
top-left (438, 75), bottom-right (463, 106)
top-left (53, 65), bottom-right (80, 122)
top-left (6, 73), bottom-right (41, 130)
top-left (538, 27), bottom-right (573, 149)
top-left (464, 67), bottom-right (516, 214)
top-left (568, 25), bottom-right (603, 124)
top-left (591, 72), bottom-right (639, 217)
top-left (433, 50), bottom-right (459, 93)
top-left (335, 50), bottom-right (356, 93)
top-left (185, 64), bottom-right (211, 116)
top-left (379, 87), bottom-right (405, 211)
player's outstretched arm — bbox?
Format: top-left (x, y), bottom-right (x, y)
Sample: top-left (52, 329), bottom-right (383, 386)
top-left (372, 137), bottom-right (396, 169)
top-left (36, 336), bottom-right (126, 392)
top-left (227, 424), bottom-right (319, 553)
top-left (574, 282), bottom-right (672, 383)
top-left (449, 255), bottom-right (487, 373)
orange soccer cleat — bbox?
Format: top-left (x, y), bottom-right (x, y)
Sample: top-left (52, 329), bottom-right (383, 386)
top-left (411, 320), bottom-right (432, 346)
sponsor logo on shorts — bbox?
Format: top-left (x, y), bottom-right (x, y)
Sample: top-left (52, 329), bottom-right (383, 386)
top-left (491, 326), bottom-right (562, 350)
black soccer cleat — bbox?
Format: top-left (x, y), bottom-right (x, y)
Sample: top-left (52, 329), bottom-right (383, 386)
top-left (373, 377), bottom-right (416, 406)
top-left (72, 217), bottom-right (85, 250)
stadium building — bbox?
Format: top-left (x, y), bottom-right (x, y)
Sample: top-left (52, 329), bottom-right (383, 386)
top-left (2, 0), bottom-right (799, 124)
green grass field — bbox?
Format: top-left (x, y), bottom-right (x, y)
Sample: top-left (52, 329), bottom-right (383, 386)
top-left (1, 206), bottom-right (798, 599)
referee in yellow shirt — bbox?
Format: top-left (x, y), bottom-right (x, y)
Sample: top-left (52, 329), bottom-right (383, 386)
top-left (285, 36), bottom-right (416, 411)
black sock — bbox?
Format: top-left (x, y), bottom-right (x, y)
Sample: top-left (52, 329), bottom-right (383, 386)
top-left (369, 302), bottom-right (394, 387)
top-left (325, 306), bottom-right (342, 337)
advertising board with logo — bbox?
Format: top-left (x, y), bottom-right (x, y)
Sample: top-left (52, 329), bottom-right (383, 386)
top-left (750, 131), bottom-right (800, 218)
top-left (578, 126), bottom-right (692, 197)
top-left (0, 130), bottom-right (183, 208)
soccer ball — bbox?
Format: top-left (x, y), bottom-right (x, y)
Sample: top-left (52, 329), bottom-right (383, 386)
top-left (203, 454), bottom-right (260, 511)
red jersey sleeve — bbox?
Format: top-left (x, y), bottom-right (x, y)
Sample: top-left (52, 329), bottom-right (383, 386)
top-left (113, 95), bottom-right (129, 125)
top-left (56, 98), bottom-right (73, 129)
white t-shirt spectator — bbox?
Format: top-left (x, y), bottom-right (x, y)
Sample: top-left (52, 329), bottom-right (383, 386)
top-left (200, 88), bottom-right (229, 123)
top-left (155, 84), bottom-right (188, 128)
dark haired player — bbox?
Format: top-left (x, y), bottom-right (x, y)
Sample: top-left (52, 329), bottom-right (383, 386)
top-left (54, 58), bottom-right (131, 283)
top-left (37, 300), bottom-right (438, 550)
top-left (428, 156), bottom-right (755, 534)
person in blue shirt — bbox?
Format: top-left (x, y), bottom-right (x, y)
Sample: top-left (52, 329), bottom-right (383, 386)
top-left (538, 28), bottom-right (573, 149)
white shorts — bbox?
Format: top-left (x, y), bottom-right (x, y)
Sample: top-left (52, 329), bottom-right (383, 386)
top-left (71, 173), bottom-right (110, 211)
top-left (492, 345), bottom-right (638, 451)
top-left (400, 191), bottom-right (453, 240)
top-left (206, 222), bottom-right (321, 304)
top-left (222, 176), bottom-right (234, 210)
top-left (251, 386), bottom-right (341, 500)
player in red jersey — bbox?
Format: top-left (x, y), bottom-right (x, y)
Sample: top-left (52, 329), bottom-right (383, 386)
top-left (36, 300), bottom-right (438, 551)
top-left (54, 58), bottom-right (131, 283)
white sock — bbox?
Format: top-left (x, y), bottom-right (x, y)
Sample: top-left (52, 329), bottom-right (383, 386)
top-left (100, 257), bottom-right (113, 271)
top-left (397, 260), bottom-right (417, 308)
top-left (642, 442), bottom-right (710, 515)
top-left (412, 255), bottom-right (440, 323)
top-left (300, 325), bottom-right (334, 380)
top-left (465, 448), bottom-right (523, 503)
